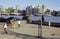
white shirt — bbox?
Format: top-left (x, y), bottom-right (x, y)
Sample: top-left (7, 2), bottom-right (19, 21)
top-left (4, 23), bottom-right (7, 28)
top-left (17, 20), bottom-right (21, 24)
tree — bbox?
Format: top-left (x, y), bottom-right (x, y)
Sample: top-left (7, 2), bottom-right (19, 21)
top-left (17, 10), bottom-right (20, 13)
top-left (5, 7), bottom-right (15, 14)
top-left (45, 9), bottom-right (51, 14)
top-left (52, 11), bottom-right (57, 16)
top-left (22, 10), bottom-right (28, 20)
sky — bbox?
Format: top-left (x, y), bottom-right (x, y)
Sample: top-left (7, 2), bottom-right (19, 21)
top-left (0, 0), bottom-right (60, 10)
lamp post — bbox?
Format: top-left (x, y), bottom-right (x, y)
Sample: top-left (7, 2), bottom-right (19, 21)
top-left (38, 5), bottom-right (45, 38)
top-left (38, 15), bottom-right (42, 38)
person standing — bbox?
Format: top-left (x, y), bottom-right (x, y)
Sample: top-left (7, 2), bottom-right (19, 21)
top-left (3, 23), bottom-right (8, 34)
top-left (42, 15), bottom-right (44, 23)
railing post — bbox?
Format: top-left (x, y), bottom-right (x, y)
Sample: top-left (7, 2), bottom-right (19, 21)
top-left (49, 21), bottom-right (51, 28)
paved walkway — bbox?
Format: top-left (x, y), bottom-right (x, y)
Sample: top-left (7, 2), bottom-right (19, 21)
top-left (0, 21), bottom-right (60, 39)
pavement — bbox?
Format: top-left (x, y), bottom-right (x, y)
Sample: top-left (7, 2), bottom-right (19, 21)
top-left (0, 20), bottom-right (60, 39)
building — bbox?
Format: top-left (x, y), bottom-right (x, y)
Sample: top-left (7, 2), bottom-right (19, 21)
top-left (16, 4), bottom-right (20, 11)
top-left (14, 4), bottom-right (21, 15)
top-left (40, 5), bottom-right (46, 13)
top-left (26, 5), bottom-right (33, 15)
top-left (26, 5), bottom-right (41, 16)
top-left (26, 5), bottom-right (47, 16)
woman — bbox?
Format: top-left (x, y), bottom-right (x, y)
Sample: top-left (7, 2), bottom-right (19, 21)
top-left (3, 23), bottom-right (8, 34)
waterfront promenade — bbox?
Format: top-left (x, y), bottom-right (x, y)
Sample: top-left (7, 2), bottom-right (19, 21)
top-left (0, 20), bottom-right (60, 39)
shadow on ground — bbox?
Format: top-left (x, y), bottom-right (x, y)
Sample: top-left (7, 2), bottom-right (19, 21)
top-left (0, 29), bottom-right (60, 39)
top-left (7, 30), bottom-right (60, 39)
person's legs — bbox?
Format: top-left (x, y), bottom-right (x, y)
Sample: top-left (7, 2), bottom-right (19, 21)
top-left (18, 24), bottom-right (20, 27)
top-left (4, 28), bottom-right (8, 34)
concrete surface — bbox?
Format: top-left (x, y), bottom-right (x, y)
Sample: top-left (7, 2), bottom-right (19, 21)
top-left (0, 21), bottom-right (60, 39)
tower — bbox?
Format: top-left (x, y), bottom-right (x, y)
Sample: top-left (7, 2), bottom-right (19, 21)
top-left (16, 4), bottom-right (20, 11)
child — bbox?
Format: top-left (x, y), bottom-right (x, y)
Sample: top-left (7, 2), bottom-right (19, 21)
top-left (3, 23), bottom-right (8, 34)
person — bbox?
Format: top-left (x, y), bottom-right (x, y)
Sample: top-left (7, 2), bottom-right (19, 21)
top-left (17, 20), bottom-right (21, 27)
top-left (3, 23), bottom-right (8, 34)
top-left (42, 15), bottom-right (44, 23)
top-left (13, 23), bottom-right (16, 29)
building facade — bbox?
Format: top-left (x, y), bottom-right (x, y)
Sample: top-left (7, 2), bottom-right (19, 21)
top-left (26, 5), bottom-right (41, 16)
top-left (16, 4), bottom-right (20, 11)
top-left (14, 4), bottom-right (21, 15)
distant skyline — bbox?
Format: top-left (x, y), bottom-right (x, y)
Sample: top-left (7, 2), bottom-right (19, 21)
top-left (0, 0), bottom-right (60, 10)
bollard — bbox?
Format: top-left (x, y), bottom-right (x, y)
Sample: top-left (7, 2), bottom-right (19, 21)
top-left (49, 21), bottom-right (51, 28)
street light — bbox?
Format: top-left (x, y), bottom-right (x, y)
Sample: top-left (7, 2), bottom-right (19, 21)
top-left (38, 15), bottom-right (42, 38)
top-left (38, 5), bottom-right (45, 38)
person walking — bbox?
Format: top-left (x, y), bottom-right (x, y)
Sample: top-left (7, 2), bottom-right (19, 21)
top-left (17, 20), bottom-right (21, 27)
top-left (3, 23), bottom-right (8, 34)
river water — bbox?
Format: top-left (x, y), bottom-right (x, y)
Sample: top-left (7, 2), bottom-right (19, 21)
top-left (44, 16), bottom-right (60, 23)
top-left (0, 15), bottom-right (60, 23)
